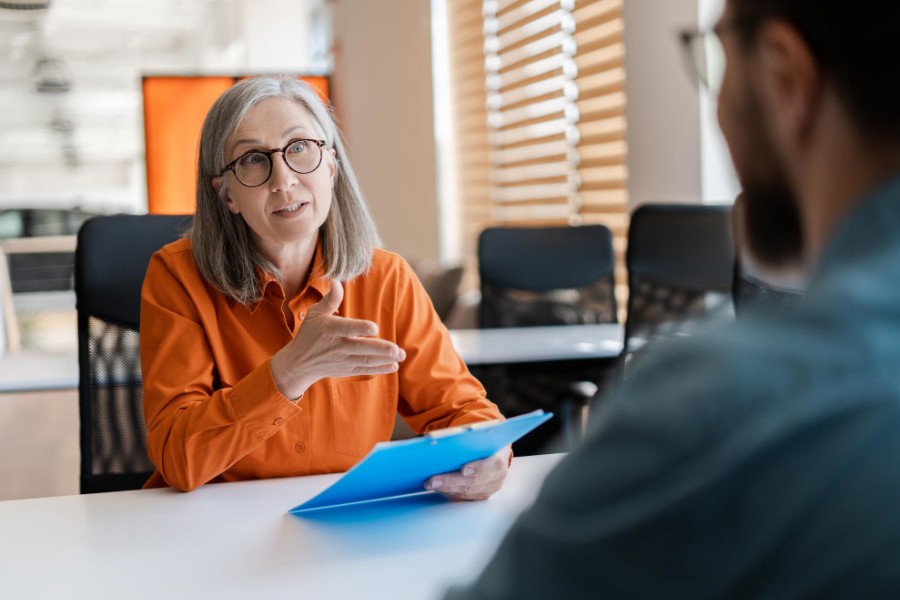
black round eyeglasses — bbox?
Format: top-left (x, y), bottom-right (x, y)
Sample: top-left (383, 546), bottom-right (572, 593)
top-left (220, 138), bottom-right (326, 187)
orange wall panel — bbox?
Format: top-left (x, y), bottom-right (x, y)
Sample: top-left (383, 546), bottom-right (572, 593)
top-left (143, 77), bottom-right (234, 214)
top-left (303, 76), bottom-right (330, 105)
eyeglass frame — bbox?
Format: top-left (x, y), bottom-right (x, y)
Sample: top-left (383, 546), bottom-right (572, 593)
top-left (219, 138), bottom-right (327, 188)
top-left (678, 20), bottom-right (743, 91)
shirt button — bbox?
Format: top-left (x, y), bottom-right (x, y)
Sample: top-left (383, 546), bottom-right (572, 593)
top-left (298, 311), bottom-right (306, 319)
top-left (273, 418), bottom-right (285, 426)
top-left (294, 442), bottom-right (306, 453)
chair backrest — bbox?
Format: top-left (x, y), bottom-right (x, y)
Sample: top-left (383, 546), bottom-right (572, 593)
top-left (625, 204), bottom-right (734, 351)
top-left (478, 225), bottom-right (617, 328)
top-left (413, 259), bottom-right (465, 322)
top-left (75, 214), bottom-right (191, 494)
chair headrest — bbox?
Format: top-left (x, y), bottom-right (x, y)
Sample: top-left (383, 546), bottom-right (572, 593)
top-left (75, 214), bottom-right (192, 328)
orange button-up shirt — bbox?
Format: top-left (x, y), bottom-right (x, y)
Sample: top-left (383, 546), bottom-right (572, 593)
top-left (140, 237), bottom-right (503, 491)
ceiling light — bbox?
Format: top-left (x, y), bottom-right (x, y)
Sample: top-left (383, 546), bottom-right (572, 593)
top-left (0, 1), bottom-right (51, 16)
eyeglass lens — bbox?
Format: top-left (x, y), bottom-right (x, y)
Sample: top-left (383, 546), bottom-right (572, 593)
top-left (692, 31), bottom-right (726, 92)
top-left (233, 140), bottom-right (322, 186)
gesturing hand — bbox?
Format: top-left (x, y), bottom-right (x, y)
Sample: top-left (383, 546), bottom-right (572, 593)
top-left (270, 280), bottom-right (406, 400)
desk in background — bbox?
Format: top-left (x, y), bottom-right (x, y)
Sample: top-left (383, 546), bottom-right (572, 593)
top-left (0, 454), bottom-right (562, 599)
top-left (451, 324), bottom-right (623, 453)
top-left (450, 323), bottom-right (623, 366)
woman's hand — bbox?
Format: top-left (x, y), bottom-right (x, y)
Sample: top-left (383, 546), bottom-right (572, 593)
top-left (425, 446), bottom-right (512, 501)
top-left (270, 280), bottom-right (406, 399)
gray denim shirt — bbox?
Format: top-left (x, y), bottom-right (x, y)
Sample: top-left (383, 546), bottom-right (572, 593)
top-left (447, 175), bottom-right (900, 600)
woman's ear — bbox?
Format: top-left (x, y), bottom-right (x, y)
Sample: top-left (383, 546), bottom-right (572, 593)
top-left (212, 177), bottom-right (240, 214)
top-left (328, 148), bottom-right (337, 182)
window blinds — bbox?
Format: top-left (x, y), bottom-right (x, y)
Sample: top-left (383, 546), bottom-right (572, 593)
top-left (446, 0), bottom-right (628, 295)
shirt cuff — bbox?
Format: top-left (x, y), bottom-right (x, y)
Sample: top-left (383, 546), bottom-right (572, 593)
top-left (227, 359), bottom-right (303, 441)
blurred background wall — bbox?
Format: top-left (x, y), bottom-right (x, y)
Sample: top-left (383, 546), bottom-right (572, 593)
top-left (0, 0), bottom-right (737, 264)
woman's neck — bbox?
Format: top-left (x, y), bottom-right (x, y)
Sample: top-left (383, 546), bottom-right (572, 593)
top-left (262, 235), bottom-right (318, 299)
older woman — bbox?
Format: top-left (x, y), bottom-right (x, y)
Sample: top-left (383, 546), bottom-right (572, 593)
top-left (140, 76), bottom-right (509, 496)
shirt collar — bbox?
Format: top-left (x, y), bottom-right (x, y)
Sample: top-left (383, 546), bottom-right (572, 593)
top-left (811, 172), bottom-right (900, 282)
top-left (254, 237), bottom-right (332, 310)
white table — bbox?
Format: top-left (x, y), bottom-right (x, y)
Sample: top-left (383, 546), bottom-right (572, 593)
top-left (0, 322), bottom-right (625, 393)
top-left (450, 323), bottom-right (623, 366)
top-left (0, 349), bottom-right (79, 392)
top-left (0, 454), bottom-right (563, 599)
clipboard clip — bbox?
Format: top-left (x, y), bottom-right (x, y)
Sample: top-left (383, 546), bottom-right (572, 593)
top-left (424, 417), bottom-right (509, 442)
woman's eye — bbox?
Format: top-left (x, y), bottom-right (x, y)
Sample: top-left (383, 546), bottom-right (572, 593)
top-left (238, 152), bottom-right (266, 166)
top-left (288, 141), bottom-right (307, 155)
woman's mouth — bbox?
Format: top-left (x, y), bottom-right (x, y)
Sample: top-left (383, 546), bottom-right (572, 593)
top-left (273, 202), bottom-right (309, 216)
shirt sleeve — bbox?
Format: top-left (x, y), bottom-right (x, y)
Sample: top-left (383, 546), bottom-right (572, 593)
top-left (140, 251), bottom-right (302, 492)
top-left (390, 256), bottom-right (504, 433)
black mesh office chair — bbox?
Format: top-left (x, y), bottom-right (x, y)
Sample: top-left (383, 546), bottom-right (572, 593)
top-left (625, 204), bottom-right (734, 354)
top-left (75, 214), bottom-right (191, 494)
top-left (478, 225), bottom-right (618, 452)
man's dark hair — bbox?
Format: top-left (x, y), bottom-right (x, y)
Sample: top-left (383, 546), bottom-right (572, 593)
top-left (730, 0), bottom-right (900, 144)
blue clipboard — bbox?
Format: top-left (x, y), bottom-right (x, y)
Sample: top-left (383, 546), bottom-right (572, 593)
top-left (289, 410), bottom-right (552, 514)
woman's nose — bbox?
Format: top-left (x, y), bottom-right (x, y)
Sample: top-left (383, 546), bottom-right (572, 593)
top-left (268, 152), bottom-right (298, 192)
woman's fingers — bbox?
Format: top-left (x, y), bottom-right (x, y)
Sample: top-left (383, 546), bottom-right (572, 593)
top-left (271, 285), bottom-right (406, 397)
top-left (425, 447), bottom-right (511, 501)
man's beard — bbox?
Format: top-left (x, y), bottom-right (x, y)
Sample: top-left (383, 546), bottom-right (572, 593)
top-left (735, 92), bottom-right (805, 269)
top-left (741, 179), bottom-right (804, 268)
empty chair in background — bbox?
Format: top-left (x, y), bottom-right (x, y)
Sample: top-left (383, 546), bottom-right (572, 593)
top-left (75, 214), bottom-right (190, 493)
top-left (478, 225), bottom-right (618, 451)
top-left (412, 259), bottom-right (465, 324)
top-left (625, 203), bottom-right (734, 354)
top-left (479, 226), bottom-right (617, 329)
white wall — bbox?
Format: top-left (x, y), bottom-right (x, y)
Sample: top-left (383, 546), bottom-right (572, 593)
top-left (699, 0), bottom-right (741, 202)
top-left (331, 0), bottom-right (440, 263)
top-left (240, 0), bottom-right (311, 72)
top-left (0, 0), bottom-right (315, 215)
top-left (623, 0), bottom-right (702, 208)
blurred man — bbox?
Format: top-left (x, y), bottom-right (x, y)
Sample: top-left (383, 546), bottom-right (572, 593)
top-left (447, 0), bottom-right (900, 597)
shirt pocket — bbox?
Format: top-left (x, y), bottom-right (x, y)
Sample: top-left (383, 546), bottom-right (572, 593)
top-left (328, 374), bottom-right (397, 458)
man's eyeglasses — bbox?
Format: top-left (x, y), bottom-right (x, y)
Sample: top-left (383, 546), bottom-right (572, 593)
top-left (679, 22), bottom-right (736, 93)
top-left (220, 138), bottom-right (326, 187)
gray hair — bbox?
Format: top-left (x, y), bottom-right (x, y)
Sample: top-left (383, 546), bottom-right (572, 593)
top-left (189, 76), bottom-right (380, 305)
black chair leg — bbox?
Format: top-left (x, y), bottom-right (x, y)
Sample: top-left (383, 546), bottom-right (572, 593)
top-left (558, 399), bottom-right (588, 450)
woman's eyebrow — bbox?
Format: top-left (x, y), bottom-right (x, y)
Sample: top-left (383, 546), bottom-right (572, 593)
top-left (232, 137), bottom-right (263, 150)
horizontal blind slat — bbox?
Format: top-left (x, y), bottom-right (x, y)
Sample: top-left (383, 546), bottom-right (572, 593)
top-left (492, 162), bottom-right (570, 183)
top-left (492, 53), bottom-right (567, 90)
top-left (496, 0), bottom-right (560, 35)
top-left (491, 139), bottom-right (569, 165)
top-left (495, 31), bottom-right (566, 72)
top-left (490, 119), bottom-right (569, 146)
top-left (491, 75), bottom-right (568, 109)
